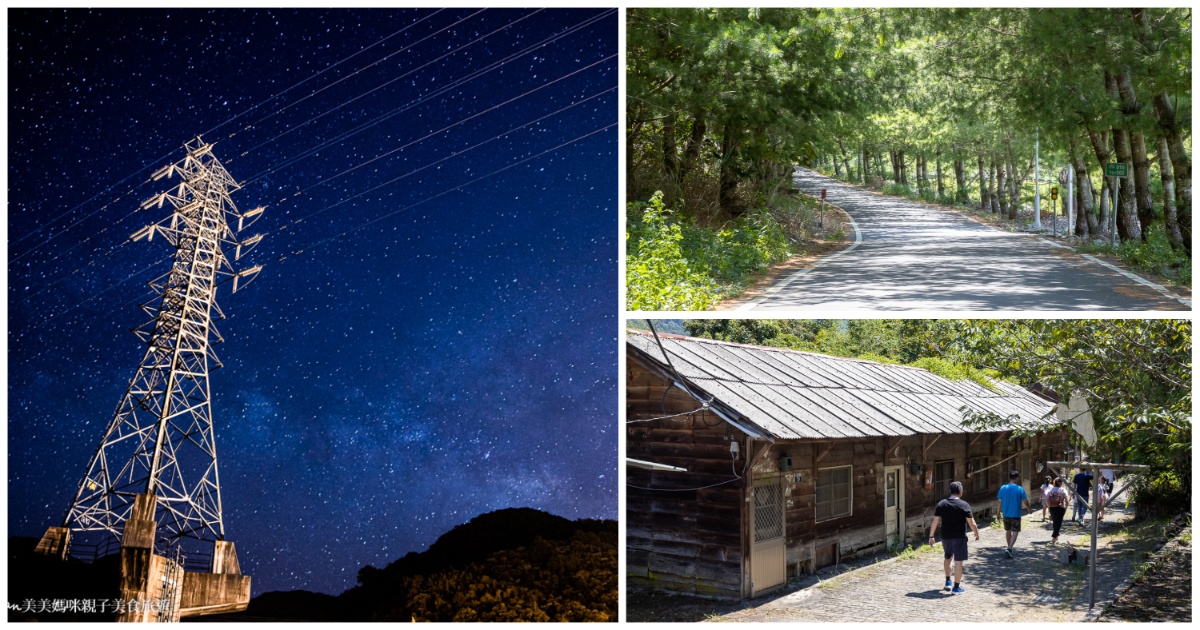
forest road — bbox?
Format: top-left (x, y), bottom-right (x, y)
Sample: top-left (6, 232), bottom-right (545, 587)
top-left (739, 168), bottom-right (1189, 311)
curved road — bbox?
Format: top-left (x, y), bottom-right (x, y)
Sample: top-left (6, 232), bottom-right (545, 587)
top-left (739, 168), bottom-right (1189, 311)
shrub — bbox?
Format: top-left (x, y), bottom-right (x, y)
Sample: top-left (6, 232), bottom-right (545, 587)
top-left (626, 191), bottom-right (797, 309)
top-left (626, 193), bottom-right (720, 310)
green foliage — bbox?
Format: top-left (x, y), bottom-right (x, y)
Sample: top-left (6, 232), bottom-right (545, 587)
top-left (881, 182), bottom-right (918, 199)
top-left (952, 320), bottom-right (1192, 505)
top-left (626, 193), bottom-right (721, 310)
top-left (907, 356), bottom-right (1001, 391)
top-left (1079, 224), bottom-right (1191, 285)
top-left (626, 192), bottom-right (794, 309)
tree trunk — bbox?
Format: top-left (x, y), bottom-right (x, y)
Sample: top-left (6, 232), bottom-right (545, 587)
top-left (1007, 160), bottom-right (1018, 221)
top-left (997, 159), bottom-right (1009, 217)
top-left (990, 160), bottom-right (1000, 214)
top-left (1110, 70), bottom-right (1142, 241)
top-left (1158, 135), bottom-right (1184, 251)
top-left (678, 109), bottom-right (706, 184)
top-left (662, 113), bottom-right (678, 182)
top-left (1117, 69), bottom-right (1154, 240)
top-left (936, 149), bottom-right (944, 199)
top-left (900, 151), bottom-right (908, 185)
top-left (1098, 176), bottom-right (1111, 238)
top-left (1086, 127), bottom-right (1113, 237)
top-left (1153, 91), bottom-right (1191, 254)
top-left (861, 145), bottom-right (869, 179)
top-left (954, 159), bottom-right (966, 203)
top-left (1131, 130), bottom-right (1154, 239)
top-left (1069, 137), bottom-right (1095, 238)
top-left (978, 154), bottom-right (988, 211)
top-left (719, 121), bottom-right (741, 216)
top-left (626, 102), bottom-right (645, 201)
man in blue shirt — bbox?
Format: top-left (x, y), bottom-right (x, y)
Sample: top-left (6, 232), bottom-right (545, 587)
top-left (997, 470), bottom-right (1030, 557)
top-left (1073, 470), bottom-right (1094, 523)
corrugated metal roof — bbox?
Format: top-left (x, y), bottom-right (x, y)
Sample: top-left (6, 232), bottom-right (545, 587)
top-left (628, 330), bottom-right (1056, 440)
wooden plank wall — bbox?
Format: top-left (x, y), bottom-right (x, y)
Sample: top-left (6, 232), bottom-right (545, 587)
top-left (769, 429), bottom-right (1069, 576)
top-left (626, 357), bottom-right (744, 600)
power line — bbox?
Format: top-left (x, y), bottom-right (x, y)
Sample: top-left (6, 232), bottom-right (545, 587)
top-left (12, 10), bottom-right (450, 259)
top-left (15, 79), bottom-right (614, 305)
top-left (231, 9), bottom-right (489, 139)
top-left (233, 9), bottom-right (611, 181)
top-left (200, 9), bottom-right (447, 139)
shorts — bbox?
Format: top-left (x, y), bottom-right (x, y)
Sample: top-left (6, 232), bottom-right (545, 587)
top-left (1003, 517), bottom-right (1022, 532)
top-left (943, 537), bottom-right (969, 561)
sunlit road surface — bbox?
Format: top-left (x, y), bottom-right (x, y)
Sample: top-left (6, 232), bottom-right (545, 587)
top-left (741, 168), bottom-right (1189, 311)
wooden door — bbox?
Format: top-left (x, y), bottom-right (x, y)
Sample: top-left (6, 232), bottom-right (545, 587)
top-left (750, 476), bottom-right (786, 596)
top-left (884, 466), bottom-right (904, 550)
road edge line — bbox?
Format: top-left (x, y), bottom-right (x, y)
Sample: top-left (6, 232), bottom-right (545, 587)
top-left (1041, 238), bottom-right (1192, 308)
top-left (737, 206), bottom-right (862, 311)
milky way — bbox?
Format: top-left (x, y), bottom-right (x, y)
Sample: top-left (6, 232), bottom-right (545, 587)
top-left (8, 8), bottom-right (617, 595)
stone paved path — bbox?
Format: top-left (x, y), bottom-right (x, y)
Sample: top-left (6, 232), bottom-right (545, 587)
top-left (712, 499), bottom-right (1152, 623)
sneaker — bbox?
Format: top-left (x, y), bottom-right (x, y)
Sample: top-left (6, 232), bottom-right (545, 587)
top-left (1005, 547), bottom-right (1013, 558)
top-left (945, 578), bottom-right (952, 590)
top-left (951, 586), bottom-right (966, 595)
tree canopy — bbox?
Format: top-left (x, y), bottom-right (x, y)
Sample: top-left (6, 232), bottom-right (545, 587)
top-left (628, 8), bottom-right (1191, 253)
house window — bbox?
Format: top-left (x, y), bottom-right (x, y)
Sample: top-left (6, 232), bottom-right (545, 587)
top-left (816, 466), bottom-right (852, 521)
top-left (934, 460), bottom-right (954, 498)
top-left (971, 457), bottom-right (988, 494)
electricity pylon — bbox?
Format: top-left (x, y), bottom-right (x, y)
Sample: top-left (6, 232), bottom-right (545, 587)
top-left (61, 137), bottom-right (264, 548)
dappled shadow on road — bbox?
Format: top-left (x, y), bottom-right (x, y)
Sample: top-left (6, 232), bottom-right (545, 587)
top-left (754, 169), bottom-right (1181, 311)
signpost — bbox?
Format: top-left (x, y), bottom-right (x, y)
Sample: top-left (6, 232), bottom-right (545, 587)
top-left (1051, 187), bottom-right (1059, 237)
top-left (819, 189), bottom-right (826, 228)
top-left (1051, 389), bottom-right (1150, 611)
top-left (1033, 127), bottom-right (1041, 229)
top-left (1105, 163), bottom-right (1129, 246)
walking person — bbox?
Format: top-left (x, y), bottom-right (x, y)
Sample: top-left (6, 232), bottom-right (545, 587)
top-left (1046, 477), bottom-right (1069, 544)
top-left (1039, 476), bottom-right (1053, 522)
top-left (997, 470), bottom-right (1030, 557)
top-left (929, 481), bottom-right (980, 595)
top-left (1096, 477), bottom-right (1108, 521)
top-left (1072, 468), bottom-right (1094, 523)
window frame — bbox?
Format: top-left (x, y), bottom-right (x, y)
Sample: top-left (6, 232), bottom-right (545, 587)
top-left (933, 459), bottom-right (955, 498)
top-left (815, 465), bottom-right (853, 522)
top-left (970, 456), bottom-right (989, 494)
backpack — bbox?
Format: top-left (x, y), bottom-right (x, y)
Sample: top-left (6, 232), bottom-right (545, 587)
top-left (1047, 487), bottom-right (1066, 508)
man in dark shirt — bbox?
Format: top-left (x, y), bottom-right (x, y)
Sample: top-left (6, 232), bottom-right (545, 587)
top-left (1073, 470), bottom-right (1094, 523)
top-left (929, 481), bottom-right (980, 595)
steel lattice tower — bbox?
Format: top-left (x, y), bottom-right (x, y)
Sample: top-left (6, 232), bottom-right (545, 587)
top-left (63, 137), bottom-right (264, 548)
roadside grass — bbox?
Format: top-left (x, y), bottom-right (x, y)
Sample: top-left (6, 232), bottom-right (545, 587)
top-left (626, 187), bottom-right (842, 310)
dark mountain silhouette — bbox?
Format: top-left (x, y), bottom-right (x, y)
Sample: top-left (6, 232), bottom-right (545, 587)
top-left (227, 507), bottom-right (617, 622)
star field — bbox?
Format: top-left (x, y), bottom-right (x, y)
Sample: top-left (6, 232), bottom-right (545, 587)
top-left (7, 8), bottom-right (617, 595)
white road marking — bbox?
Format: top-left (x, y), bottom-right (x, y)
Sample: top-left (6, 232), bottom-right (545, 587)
top-left (737, 204), bottom-right (862, 311)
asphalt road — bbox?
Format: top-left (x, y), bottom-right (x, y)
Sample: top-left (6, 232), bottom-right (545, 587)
top-left (739, 168), bottom-right (1189, 311)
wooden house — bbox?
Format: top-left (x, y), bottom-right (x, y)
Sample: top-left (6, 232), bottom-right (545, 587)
top-left (626, 330), bottom-right (1067, 600)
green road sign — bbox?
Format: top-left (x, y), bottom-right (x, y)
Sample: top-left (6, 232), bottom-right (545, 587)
top-left (1105, 162), bottom-right (1129, 178)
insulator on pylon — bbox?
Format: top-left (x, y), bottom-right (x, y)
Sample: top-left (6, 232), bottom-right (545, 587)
top-left (232, 265), bottom-right (263, 293)
top-left (131, 225), bottom-right (155, 241)
top-left (235, 234), bottom-right (264, 261)
top-left (238, 206), bottom-right (265, 232)
top-left (151, 164), bottom-right (175, 181)
top-left (140, 193), bottom-right (166, 210)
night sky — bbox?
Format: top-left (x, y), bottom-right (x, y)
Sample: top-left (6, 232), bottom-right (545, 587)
top-left (7, 9), bottom-right (617, 595)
